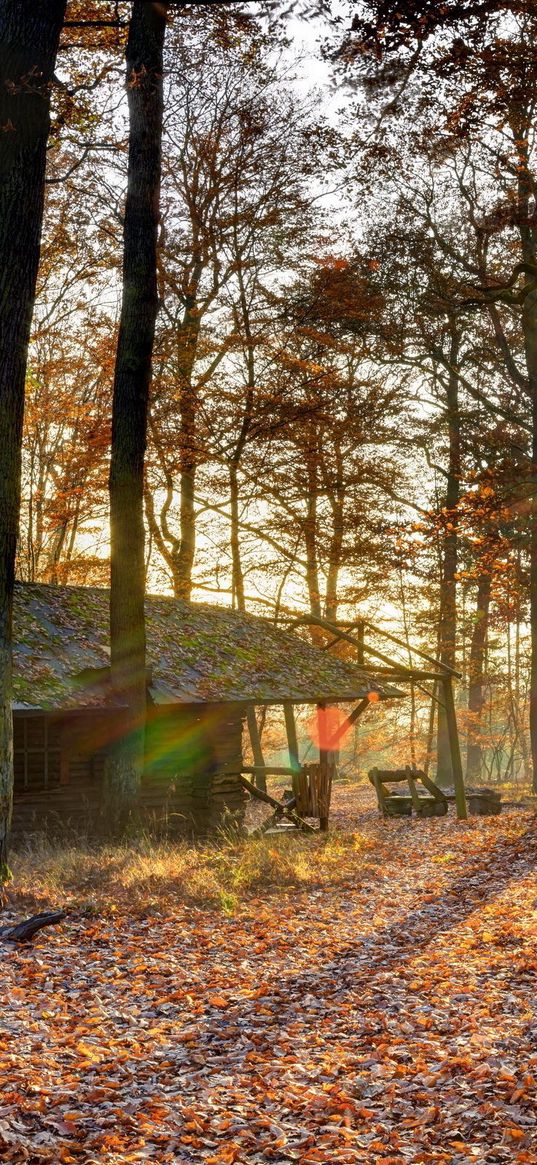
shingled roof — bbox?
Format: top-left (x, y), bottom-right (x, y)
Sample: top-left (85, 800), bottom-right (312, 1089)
top-left (12, 583), bottom-right (402, 710)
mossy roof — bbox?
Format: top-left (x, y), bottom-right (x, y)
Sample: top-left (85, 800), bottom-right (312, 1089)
top-left (12, 582), bottom-right (402, 710)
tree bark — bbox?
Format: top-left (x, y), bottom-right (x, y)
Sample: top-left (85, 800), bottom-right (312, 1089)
top-left (152, 301), bottom-right (201, 600)
top-left (436, 322), bottom-right (461, 786)
top-left (466, 572), bottom-right (491, 784)
top-left (173, 302), bottom-right (202, 599)
top-left (513, 130), bottom-right (537, 791)
top-left (229, 461), bottom-right (246, 612)
top-left (525, 290), bottom-right (537, 792)
top-left (304, 441), bottom-right (322, 625)
top-left (324, 493), bottom-right (344, 623)
top-left (0, 0), bottom-right (66, 876)
top-left (323, 438), bottom-right (344, 624)
top-left (106, 0), bottom-right (167, 825)
top-left (176, 373), bottom-right (198, 600)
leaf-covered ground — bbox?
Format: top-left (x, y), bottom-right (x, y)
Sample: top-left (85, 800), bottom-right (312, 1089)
top-left (2, 789), bottom-right (537, 1164)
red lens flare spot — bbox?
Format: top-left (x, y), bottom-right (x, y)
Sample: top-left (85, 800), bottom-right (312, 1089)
top-left (306, 706), bottom-right (351, 752)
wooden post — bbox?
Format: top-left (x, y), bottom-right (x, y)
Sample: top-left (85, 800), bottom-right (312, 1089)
top-left (317, 702), bottom-right (330, 831)
top-left (246, 705), bottom-right (266, 793)
top-left (406, 766), bottom-right (422, 813)
top-left (442, 676), bottom-right (467, 820)
top-left (423, 681), bottom-right (437, 776)
top-left (283, 702), bottom-right (300, 771)
top-left (318, 750), bottom-right (330, 831)
top-left (370, 767), bottom-right (387, 815)
top-left (283, 701), bottom-right (301, 804)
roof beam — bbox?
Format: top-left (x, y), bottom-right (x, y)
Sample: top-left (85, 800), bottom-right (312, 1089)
top-left (285, 613), bottom-right (461, 680)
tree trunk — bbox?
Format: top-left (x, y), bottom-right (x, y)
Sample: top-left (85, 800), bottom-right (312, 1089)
top-left (514, 582), bottom-right (530, 783)
top-left (517, 274), bottom-right (537, 791)
top-left (175, 377), bottom-right (197, 599)
top-left (106, 0), bottom-right (167, 826)
top-left (521, 233), bottom-right (537, 791)
top-left (304, 443), bottom-right (322, 625)
top-left (466, 572), bottom-right (491, 783)
top-left (324, 493), bottom-right (344, 624)
top-left (0, 0), bottom-right (66, 876)
top-left (173, 296), bottom-right (204, 600)
top-left (526, 293), bottom-right (537, 792)
top-left (436, 323), bottom-right (461, 786)
top-left (229, 461), bottom-right (245, 612)
top-left (507, 113), bottom-right (537, 789)
top-left (152, 303), bottom-right (201, 600)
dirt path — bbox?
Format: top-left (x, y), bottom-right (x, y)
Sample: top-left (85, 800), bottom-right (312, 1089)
top-left (1, 797), bottom-right (537, 1163)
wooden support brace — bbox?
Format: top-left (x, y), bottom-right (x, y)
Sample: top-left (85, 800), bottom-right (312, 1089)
top-left (419, 770), bottom-right (448, 803)
top-left (325, 697), bottom-right (369, 751)
top-left (256, 795), bottom-right (298, 835)
top-left (407, 772), bottom-right (421, 813)
top-left (238, 774), bottom-right (316, 833)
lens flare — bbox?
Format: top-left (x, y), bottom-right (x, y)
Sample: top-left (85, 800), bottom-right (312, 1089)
top-left (305, 706), bottom-right (351, 752)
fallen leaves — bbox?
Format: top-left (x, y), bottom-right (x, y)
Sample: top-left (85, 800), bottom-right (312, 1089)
top-left (1, 788), bottom-right (537, 1163)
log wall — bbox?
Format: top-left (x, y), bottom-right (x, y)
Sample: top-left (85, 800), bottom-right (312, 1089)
top-left (11, 703), bottom-right (246, 843)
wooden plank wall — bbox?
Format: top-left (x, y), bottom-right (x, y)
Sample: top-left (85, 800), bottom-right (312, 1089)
top-left (142, 703), bottom-right (246, 835)
top-left (11, 704), bottom-right (246, 843)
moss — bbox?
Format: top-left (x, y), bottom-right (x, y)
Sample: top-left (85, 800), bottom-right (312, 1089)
top-left (12, 581), bottom-right (393, 709)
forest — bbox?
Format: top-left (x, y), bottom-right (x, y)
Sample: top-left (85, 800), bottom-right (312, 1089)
top-left (3, 0), bottom-right (537, 839)
top-left (1, 2), bottom-right (537, 1162)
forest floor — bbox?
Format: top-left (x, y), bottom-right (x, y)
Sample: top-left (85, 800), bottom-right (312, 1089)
top-left (1, 785), bottom-right (537, 1164)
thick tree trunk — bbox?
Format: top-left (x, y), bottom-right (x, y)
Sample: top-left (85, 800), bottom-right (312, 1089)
top-left (513, 145), bottom-right (537, 790)
top-left (503, 113), bottom-right (537, 787)
top-left (466, 572), bottom-right (491, 783)
top-left (436, 324), bottom-right (461, 786)
top-left (106, 0), bottom-right (167, 825)
top-left (0, 1), bottom-right (66, 876)
top-left (525, 291), bottom-right (537, 792)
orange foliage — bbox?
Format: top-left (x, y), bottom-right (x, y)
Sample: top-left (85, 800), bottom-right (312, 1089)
top-left (2, 789), bottom-right (537, 1162)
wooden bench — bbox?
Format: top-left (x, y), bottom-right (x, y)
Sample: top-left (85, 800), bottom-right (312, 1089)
top-left (466, 788), bottom-right (502, 816)
top-left (369, 766), bottom-right (448, 819)
top-left (442, 786), bottom-right (502, 815)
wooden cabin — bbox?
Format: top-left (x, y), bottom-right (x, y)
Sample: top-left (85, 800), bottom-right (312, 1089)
top-left (11, 583), bottom-right (398, 841)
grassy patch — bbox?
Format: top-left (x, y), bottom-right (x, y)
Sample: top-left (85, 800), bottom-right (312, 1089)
top-left (6, 830), bottom-right (374, 916)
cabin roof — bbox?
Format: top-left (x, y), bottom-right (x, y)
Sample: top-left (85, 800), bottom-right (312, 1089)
top-left (12, 583), bottom-right (402, 710)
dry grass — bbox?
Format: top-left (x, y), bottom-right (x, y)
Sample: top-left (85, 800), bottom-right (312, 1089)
top-left (6, 828), bottom-right (374, 917)
top-left (8, 779), bottom-right (527, 919)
